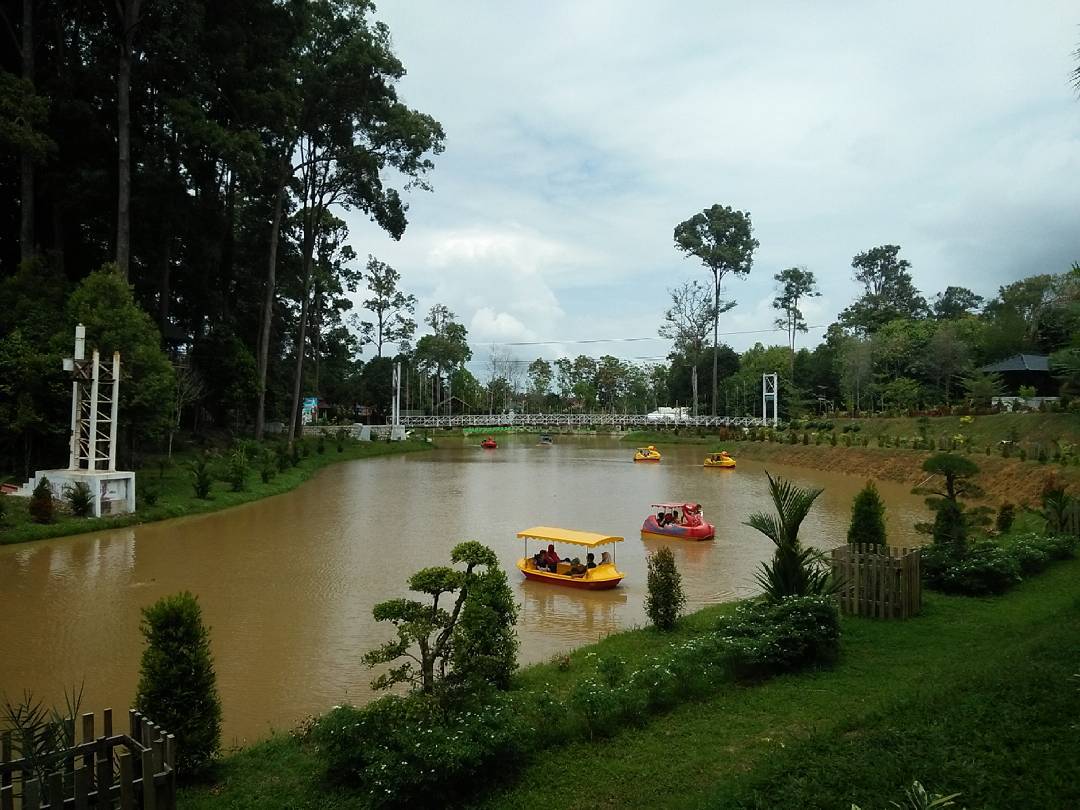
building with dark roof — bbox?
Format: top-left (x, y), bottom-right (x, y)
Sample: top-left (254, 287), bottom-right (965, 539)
top-left (979, 354), bottom-right (1055, 396)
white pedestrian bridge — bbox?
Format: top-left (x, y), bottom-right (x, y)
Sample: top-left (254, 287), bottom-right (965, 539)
top-left (396, 413), bottom-right (765, 429)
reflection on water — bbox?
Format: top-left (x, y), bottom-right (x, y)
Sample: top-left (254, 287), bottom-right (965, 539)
top-left (0, 436), bottom-right (927, 742)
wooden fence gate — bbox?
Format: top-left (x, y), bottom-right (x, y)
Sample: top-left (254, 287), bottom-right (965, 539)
top-left (830, 544), bottom-right (922, 619)
top-left (1061, 501), bottom-right (1080, 538)
top-left (0, 709), bottom-right (175, 810)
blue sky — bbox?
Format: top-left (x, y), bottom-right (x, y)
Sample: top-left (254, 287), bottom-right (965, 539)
top-left (342, 1), bottom-right (1080, 377)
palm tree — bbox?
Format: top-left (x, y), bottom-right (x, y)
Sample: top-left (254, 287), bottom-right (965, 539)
top-left (745, 472), bottom-right (832, 600)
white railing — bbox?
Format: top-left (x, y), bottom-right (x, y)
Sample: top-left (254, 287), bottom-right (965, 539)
top-left (395, 413), bottom-right (763, 429)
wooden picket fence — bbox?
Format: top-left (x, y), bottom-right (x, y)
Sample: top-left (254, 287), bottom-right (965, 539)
top-left (0, 709), bottom-right (175, 810)
top-left (830, 544), bottom-right (922, 620)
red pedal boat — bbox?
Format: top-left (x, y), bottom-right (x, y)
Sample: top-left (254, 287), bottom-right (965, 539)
top-left (641, 502), bottom-right (715, 541)
top-left (481, 437), bottom-right (498, 449)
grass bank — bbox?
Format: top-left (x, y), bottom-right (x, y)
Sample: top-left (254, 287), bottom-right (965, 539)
top-left (179, 556), bottom-right (1080, 809)
top-left (625, 413), bottom-right (1080, 505)
top-left (479, 558), bottom-right (1080, 810)
top-left (0, 439), bottom-right (431, 545)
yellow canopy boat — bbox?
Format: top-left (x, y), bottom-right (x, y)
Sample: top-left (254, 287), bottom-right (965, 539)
top-left (634, 445), bottom-right (662, 462)
top-left (516, 526), bottom-right (624, 589)
top-left (704, 451), bottom-right (736, 468)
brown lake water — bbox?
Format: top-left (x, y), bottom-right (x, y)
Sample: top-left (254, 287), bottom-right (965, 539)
top-left (0, 437), bottom-right (927, 744)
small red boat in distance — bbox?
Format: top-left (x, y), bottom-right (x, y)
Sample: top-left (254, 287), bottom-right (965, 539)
top-left (641, 502), bottom-right (715, 541)
top-left (481, 437), bottom-right (498, 449)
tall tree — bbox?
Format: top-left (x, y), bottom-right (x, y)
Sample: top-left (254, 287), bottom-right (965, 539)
top-left (358, 256), bottom-right (417, 357)
top-left (772, 266), bottom-right (819, 374)
top-left (414, 305), bottom-right (471, 414)
top-left (658, 279), bottom-right (721, 357)
top-left (113, 0), bottom-right (144, 279)
top-left (839, 245), bottom-right (927, 334)
top-left (673, 204), bottom-right (758, 416)
top-left (932, 286), bottom-right (984, 320)
top-left (526, 358), bottom-right (553, 409)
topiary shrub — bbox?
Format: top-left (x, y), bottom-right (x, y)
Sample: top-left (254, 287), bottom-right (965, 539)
top-left (829, 432), bottom-right (837, 446)
top-left (135, 591), bottom-right (221, 776)
top-left (921, 542), bottom-right (1021, 596)
top-left (64, 481), bottom-right (94, 517)
top-left (315, 695), bottom-right (527, 806)
top-left (995, 503), bottom-right (1015, 534)
top-left (448, 566), bottom-right (519, 691)
top-left (715, 596), bottom-right (841, 678)
top-left (847, 481), bottom-right (887, 549)
top-left (29, 477), bottom-right (54, 524)
top-left (645, 546), bottom-right (685, 631)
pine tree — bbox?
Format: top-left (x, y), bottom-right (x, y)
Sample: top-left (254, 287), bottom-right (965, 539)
top-left (28, 477), bottom-right (54, 524)
top-left (645, 547), bottom-right (685, 630)
top-left (847, 481), bottom-right (887, 549)
top-left (135, 592), bottom-right (221, 775)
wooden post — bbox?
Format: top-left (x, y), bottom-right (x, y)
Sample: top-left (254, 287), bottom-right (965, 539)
top-left (96, 754), bottom-right (112, 808)
top-left (141, 747), bottom-right (157, 810)
top-left (119, 753), bottom-right (134, 810)
top-left (103, 708), bottom-right (113, 739)
top-left (81, 713), bottom-right (95, 785)
top-left (48, 772), bottom-right (63, 809)
top-left (24, 777), bottom-right (40, 810)
top-left (74, 767), bottom-right (89, 810)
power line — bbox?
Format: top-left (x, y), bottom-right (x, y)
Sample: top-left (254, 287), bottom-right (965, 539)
top-left (472, 324), bottom-right (827, 348)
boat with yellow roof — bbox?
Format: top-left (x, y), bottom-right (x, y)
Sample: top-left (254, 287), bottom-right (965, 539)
top-left (516, 526), bottom-right (625, 590)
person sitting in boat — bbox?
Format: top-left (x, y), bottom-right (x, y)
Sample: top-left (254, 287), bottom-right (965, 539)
top-left (600, 551), bottom-right (612, 565)
top-left (683, 504), bottom-right (703, 527)
top-left (531, 550), bottom-right (548, 570)
top-left (656, 510), bottom-right (668, 526)
top-left (671, 509), bottom-right (681, 525)
top-left (586, 552), bottom-right (596, 569)
top-left (543, 544), bottom-right (562, 572)
top-left (568, 558), bottom-right (588, 578)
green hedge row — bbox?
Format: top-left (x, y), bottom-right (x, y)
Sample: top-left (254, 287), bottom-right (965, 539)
top-left (922, 532), bottom-right (1078, 596)
top-left (313, 596), bottom-right (841, 808)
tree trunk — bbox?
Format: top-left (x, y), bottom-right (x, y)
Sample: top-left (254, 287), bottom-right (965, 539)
top-left (255, 166), bottom-right (288, 440)
top-left (19, 0), bottom-right (35, 265)
top-left (712, 271), bottom-right (720, 417)
top-left (115, 0), bottom-right (141, 279)
top-left (286, 219), bottom-right (317, 446)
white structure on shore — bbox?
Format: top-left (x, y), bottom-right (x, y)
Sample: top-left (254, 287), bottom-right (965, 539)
top-left (18, 325), bottom-right (136, 516)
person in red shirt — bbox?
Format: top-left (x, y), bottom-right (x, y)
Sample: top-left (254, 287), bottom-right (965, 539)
top-left (543, 543), bottom-right (561, 572)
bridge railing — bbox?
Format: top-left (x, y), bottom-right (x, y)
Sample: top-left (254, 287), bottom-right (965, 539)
top-left (396, 413), bottom-right (763, 429)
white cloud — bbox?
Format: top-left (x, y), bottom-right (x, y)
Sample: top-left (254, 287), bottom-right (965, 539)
top-left (339, 0), bottom-right (1080, 366)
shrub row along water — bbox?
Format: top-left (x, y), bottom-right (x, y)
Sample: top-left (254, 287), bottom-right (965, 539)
top-left (922, 532), bottom-right (1078, 596)
top-left (311, 596), bottom-right (839, 808)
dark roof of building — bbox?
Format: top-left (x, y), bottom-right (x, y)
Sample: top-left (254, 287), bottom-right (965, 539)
top-left (980, 354), bottom-right (1050, 373)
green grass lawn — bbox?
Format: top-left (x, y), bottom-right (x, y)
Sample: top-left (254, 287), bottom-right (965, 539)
top-left (179, 556), bottom-right (1080, 809)
top-left (0, 438), bottom-right (431, 545)
top-left (477, 560), bottom-right (1080, 810)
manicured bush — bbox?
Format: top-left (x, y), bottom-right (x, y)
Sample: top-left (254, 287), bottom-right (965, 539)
top-left (29, 477), bottom-right (54, 524)
top-left (847, 481), bottom-right (887, 549)
top-left (449, 566), bottom-right (519, 691)
top-left (315, 695), bottom-right (527, 807)
top-left (829, 432), bottom-right (837, 446)
top-left (645, 546), bottom-right (685, 631)
top-left (995, 503), bottom-right (1015, 534)
top-left (140, 483), bottom-right (159, 506)
top-left (716, 596), bottom-right (841, 678)
top-left (921, 542), bottom-right (1021, 596)
top-left (135, 591), bottom-right (222, 775)
top-left (64, 481), bottom-right (94, 517)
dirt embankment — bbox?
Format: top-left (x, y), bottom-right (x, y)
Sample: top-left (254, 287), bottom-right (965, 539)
top-left (724, 442), bottom-right (1079, 507)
